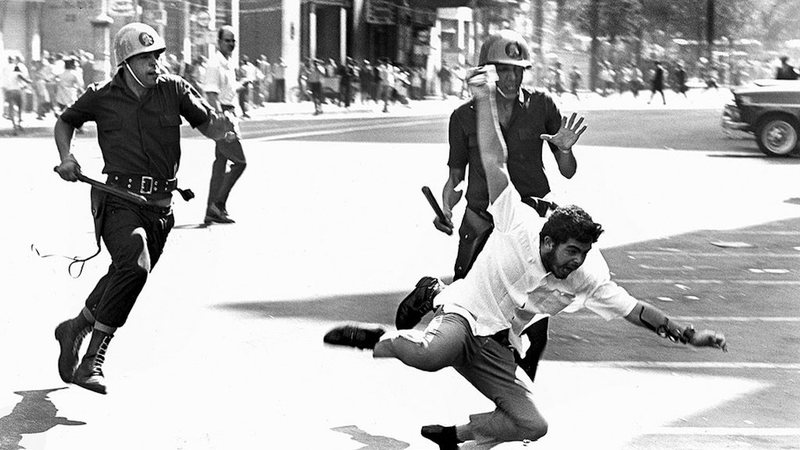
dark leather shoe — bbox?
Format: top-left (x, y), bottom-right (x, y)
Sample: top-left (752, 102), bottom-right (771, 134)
top-left (55, 319), bottom-right (92, 383)
top-left (72, 330), bottom-right (113, 395)
top-left (323, 325), bottom-right (385, 350)
top-left (421, 424), bottom-right (460, 450)
top-left (204, 204), bottom-right (235, 224)
top-left (395, 276), bottom-right (442, 329)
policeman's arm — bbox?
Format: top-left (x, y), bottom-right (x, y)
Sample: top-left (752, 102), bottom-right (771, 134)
top-left (553, 142), bottom-right (577, 178)
top-left (542, 111), bottom-right (586, 179)
top-left (624, 301), bottom-right (728, 352)
top-left (442, 167), bottom-right (464, 215)
top-left (196, 110), bottom-right (234, 141)
top-left (432, 167), bottom-right (464, 235)
top-left (205, 91), bottom-right (221, 112)
top-left (53, 118), bottom-right (81, 181)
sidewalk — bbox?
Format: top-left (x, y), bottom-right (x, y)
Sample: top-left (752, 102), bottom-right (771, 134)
top-left (0, 97), bottom-right (465, 138)
top-left (0, 87), bottom-right (733, 138)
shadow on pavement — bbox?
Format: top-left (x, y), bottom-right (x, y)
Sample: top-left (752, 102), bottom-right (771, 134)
top-left (172, 223), bottom-right (210, 230)
top-left (707, 152), bottom-right (800, 162)
top-left (331, 425), bottom-right (410, 450)
top-left (0, 388), bottom-right (85, 450)
top-left (214, 291), bottom-right (408, 326)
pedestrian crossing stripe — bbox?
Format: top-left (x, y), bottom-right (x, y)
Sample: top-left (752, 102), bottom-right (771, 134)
top-left (558, 361), bottom-right (800, 370)
top-left (644, 427), bottom-right (800, 436)
top-left (616, 279), bottom-right (800, 285)
top-left (625, 251), bottom-right (800, 258)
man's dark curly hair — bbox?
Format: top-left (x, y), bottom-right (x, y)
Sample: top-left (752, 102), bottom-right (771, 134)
top-left (539, 205), bottom-right (603, 246)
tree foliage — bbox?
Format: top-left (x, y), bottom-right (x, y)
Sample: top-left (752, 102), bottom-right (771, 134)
top-left (557, 0), bottom-right (799, 46)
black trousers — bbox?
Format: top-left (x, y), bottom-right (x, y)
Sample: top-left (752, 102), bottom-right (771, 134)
top-left (208, 106), bottom-right (247, 210)
top-left (84, 195), bottom-right (174, 327)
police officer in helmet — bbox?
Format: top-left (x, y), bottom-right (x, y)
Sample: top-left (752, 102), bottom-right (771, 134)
top-left (53, 23), bottom-right (234, 394)
top-left (395, 29), bottom-right (587, 386)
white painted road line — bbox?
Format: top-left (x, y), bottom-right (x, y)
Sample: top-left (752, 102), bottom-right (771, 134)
top-left (626, 251), bottom-right (800, 258)
top-left (252, 119), bottom-right (434, 142)
top-left (676, 316), bottom-right (800, 322)
top-left (615, 279), bottom-right (800, 285)
top-left (565, 315), bottom-right (800, 322)
top-left (561, 361), bottom-right (800, 370)
top-left (705, 230), bottom-right (800, 235)
top-left (645, 427), bottom-right (800, 436)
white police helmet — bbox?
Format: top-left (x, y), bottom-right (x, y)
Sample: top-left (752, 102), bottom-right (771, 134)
top-left (477, 30), bottom-right (532, 68)
top-left (113, 22), bottom-right (166, 66)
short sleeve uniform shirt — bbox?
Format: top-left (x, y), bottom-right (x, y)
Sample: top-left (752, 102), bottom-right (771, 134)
top-left (448, 88), bottom-right (563, 213)
top-left (60, 70), bottom-right (211, 180)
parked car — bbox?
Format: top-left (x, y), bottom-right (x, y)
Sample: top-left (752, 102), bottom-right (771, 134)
top-left (722, 80), bottom-right (800, 157)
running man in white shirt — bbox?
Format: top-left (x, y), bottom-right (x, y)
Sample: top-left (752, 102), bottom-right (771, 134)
top-left (204, 25), bottom-right (246, 224)
top-left (323, 65), bottom-right (728, 449)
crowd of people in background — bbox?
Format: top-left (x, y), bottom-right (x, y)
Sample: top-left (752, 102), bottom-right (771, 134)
top-left (541, 54), bottom-right (798, 103)
top-left (4, 45), bottom-right (800, 132)
top-left (1, 50), bottom-right (96, 134)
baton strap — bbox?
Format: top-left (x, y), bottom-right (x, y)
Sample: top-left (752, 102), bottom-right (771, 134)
top-left (31, 243), bottom-right (101, 279)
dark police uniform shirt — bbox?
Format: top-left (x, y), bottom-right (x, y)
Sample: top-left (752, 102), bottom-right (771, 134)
top-left (60, 71), bottom-right (212, 181)
top-left (448, 88), bottom-right (562, 214)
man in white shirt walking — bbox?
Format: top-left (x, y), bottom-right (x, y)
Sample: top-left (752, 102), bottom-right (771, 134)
top-left (323, 65), bottom-right (728, 449)
top-left (204, 25), bottom-right (246, 224)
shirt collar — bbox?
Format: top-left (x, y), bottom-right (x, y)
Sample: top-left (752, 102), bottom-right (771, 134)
top-left (110, 68), bottom-right (163, 98)
top-left (217, 49), bottom-right (232, 63)
top-left (519, 89), bottom-right (529, 108)
top-left (533, 245), bottom-right (551, 284)
top-left (110, 68), bottom-right (126, 89)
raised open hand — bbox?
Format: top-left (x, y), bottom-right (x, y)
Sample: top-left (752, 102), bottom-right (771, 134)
top-left (539, 112), bottom-right (587, 151)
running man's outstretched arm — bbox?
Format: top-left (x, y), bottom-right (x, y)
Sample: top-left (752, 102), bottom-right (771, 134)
top-left (625, 301), bottom-right (728, 352)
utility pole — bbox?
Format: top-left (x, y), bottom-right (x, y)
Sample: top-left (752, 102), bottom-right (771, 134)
top-left (531, 0), bottom-right (544, 86)
top-left (91, 0), bottom-right (114, 81)
top-left (208, 0), bottom-right (216, 57)
top-left (706, 0), bottom-right (715, 61)
top-left (231, 0), bottom-right (239, 63)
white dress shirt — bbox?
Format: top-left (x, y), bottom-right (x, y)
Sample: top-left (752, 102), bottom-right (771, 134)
top-left (204, 50), bottom-right (239, 107)
top-left (435, 184), bottom-right (638, 357)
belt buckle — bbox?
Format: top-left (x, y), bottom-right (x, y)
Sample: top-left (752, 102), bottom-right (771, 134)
top-left (140, 176), bottom-right (154, 195)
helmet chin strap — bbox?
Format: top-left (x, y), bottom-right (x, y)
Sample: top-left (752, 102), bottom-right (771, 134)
top-left (124, 61), bottom-right (147, 88)
top-left (496, 85), bottom-right (517, 99)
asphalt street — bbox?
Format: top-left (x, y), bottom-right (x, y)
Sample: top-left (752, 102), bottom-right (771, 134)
top-left (0, 91), bottom-right (798, 449)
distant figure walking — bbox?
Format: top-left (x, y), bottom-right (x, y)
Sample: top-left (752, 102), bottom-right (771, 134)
top-left (776, 56), bottom-right (799, 80)
top-left (647, 60), bottom-right (665, 105)
top-left (674, 62), bottom-right (688, 98)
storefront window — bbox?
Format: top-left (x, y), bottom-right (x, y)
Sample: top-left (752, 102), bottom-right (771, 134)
top-left (441, 19), bottom-right (458, 52)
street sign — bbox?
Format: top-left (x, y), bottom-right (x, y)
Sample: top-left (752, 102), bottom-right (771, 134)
top-left (365, 0), bottom-right (395, 25)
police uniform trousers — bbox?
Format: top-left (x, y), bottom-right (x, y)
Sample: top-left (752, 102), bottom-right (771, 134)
top-left (84, 195), bottom-right (174, 328)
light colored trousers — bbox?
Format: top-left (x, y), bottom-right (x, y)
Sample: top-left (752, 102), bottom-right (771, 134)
top-left (373, 310), bottom-right (548, 444)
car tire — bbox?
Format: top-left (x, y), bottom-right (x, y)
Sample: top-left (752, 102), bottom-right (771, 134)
top-left (756, 114), bottom-right (799, 157)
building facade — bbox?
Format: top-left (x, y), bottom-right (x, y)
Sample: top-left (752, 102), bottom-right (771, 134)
top-left (3, 0), bottom-right (476, 102)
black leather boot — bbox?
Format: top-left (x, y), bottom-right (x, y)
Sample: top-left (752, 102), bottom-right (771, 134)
top-left (54, 311), bottom-right (93, 383)
top-left (72, 329), bottom-right (114, 395)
